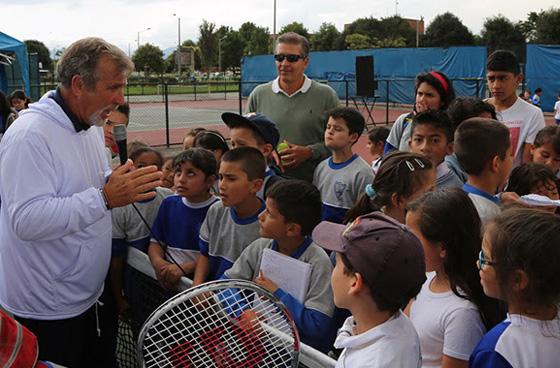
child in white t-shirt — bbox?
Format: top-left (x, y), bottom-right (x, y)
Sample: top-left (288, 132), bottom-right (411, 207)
top-left (366, 126), bottom-right (389, 174)
top-left (313, 212), bottom-right (427, 368)
top-left (554, 94), bottom-right (560, 125)
top-left (405, 188), bottom-right (504, 368)
top-left (485, 50), bottom-right (545, 167)
top-left (470, 208), bottom-right (560, 368)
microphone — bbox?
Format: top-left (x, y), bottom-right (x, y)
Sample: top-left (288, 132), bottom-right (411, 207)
top-left (112, 124), bottom-right (128, 165)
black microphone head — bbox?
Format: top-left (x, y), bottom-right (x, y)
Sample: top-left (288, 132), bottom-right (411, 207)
top-left (112, 124), bottom-right (127, 142)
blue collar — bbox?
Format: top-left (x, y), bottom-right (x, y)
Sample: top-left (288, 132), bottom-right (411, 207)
top-left (328, 154), bottom-right (358, 170)
top-left (49, 88), bottom-right (91, 133)
top-left (265, 167), bottom-right (276, 177)
top-left (271, 237), bottom-right (313, 259)
top-left (229, 199), bottom-right (266, 225)
top-left (463, 183), bottom-right (500, 204)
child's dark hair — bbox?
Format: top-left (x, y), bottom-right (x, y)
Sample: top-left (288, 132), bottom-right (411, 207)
top-left (487, 208), bottom-right (560, 309)
top-left (454, 118), bottom-right (510, 176)
top-left (266, 179), bottom-right (322, 236)
top-left (344, 151), bottom-right (433, 223)
top-left (221, 147), bottom-right (265, 181)
top-left (185, 127), bottom-right (207, 140)
top-left (173, 148), bottom-right (218, 178)
top-left (193, 130), bottom-right (229, 154)
top-left (339, 252), bottom-right (422, 313)
top-left (9, 89), bottom-right (31, 107)
top-left (534, 126), bottom-right (560, 154)
top-left (407, 188), bottom-right (505, 328)
top-left (486, 50), bottom-right (521, 75)
top-left (129, 147), bottom-right (164, 169)
top-left (447, 97), bottom-right (497, 132)
top-left (506, 163), bottom-right (558, 196)
top-left (368, 126), bottom-right (390, 144)
top-left (115, 103), bottom-right (130, 119)
top-left (534, 87), bottom-right (542, 94)
top-left (415, 71), bottom-right (456, 110)
top-left (411, 109), bottom-right (454, 142)
top-left (328, 107), bottom-right (366, 141)
top-left (127, 139), bottom-right (148, 158)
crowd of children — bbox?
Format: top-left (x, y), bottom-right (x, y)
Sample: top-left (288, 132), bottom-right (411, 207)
top-left (6, 47), bottom-right (558, 367)
top-left (109, 49), bottom-right (560, 367)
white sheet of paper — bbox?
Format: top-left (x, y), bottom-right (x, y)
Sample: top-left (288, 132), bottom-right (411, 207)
top-left (520, 194), bottom-right (560, 207)
top-left (259, 248), bottom-right (312, 303)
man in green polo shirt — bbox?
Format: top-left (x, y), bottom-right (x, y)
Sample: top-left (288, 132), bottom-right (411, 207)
top-left (246, 32), bottom-right (340, 182)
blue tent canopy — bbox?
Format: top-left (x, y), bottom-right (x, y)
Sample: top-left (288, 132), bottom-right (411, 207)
top-left (0, 32), bottom-right (30, 95)
top-left (526, 44), bottom-right (560, 113)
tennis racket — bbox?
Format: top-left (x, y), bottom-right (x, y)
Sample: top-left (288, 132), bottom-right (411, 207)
top-left (137, 279), bottom-right (300, 368)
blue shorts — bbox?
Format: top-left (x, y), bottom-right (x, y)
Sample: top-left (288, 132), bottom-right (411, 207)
top-left (556, 118), bottom-right (560, 125)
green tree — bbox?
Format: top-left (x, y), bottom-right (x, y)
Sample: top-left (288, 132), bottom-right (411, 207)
top-left (534, 8), bottom-right (560, 44)
top-left (279, 22), bottom-right (310, 39)
top-left (198, 20), bottom-right (218, 70)
top-left (518, 11), bottom-right (540, 42)
top-left (132, 43), bottom-right (165, 75)
top-left (239, 22), bottom-right (271, 55)
top-left (481, 16), bottom-right (526, 58)
top-left (24, 40), bottom-right (52, 71)
top-left (220, 31), bottom-right (244, 69)
top-left (311, 22), bottom-right (344, 51)
top-left (423, 12), bottom-right (475, 47)
top-left (345, 33), bottom-right (372, 49)
top-left (344, 16), bottom-right (416, 48)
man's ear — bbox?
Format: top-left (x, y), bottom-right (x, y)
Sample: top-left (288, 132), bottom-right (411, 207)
top-left (70, 74), bottom-right (85, 97)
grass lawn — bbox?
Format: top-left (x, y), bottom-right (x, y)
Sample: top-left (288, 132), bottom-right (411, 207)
top-left (125, 83), bottom-right (239, 96)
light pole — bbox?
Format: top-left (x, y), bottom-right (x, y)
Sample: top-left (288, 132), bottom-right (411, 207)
top-left (273, 0), bottom-right (277, 47)
top-left (136, 27), bottom-right (151, 50)
top-left (173, 14), bottom-right (181, 80)
top-left (218, 36), bottom-right (226, 79)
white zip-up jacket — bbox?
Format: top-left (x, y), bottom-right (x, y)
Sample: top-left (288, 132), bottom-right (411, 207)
top-left (0, 91), bottom-right (112, 320)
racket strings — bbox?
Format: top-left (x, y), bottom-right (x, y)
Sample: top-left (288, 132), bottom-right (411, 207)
top-left (142, 286), bottom-right (297, 367)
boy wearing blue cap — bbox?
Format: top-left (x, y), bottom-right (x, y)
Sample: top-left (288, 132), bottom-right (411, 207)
top-left (222, 112), bottom-right (284, 199)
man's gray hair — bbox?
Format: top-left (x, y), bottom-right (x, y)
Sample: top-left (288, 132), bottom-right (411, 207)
top-left (277, 32), bottom-right (310, 57)
top-left (56, 37), bottom-right (134, 89)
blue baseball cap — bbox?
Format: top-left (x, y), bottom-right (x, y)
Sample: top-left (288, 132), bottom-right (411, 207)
top-left (221, 112), bottom-right (280, 148)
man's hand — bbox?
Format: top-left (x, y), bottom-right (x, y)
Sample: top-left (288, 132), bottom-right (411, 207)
top-left (278, 142), bottom-right (312, 168)
top-left (255, 271), bottom-right (278, 293)
top-left (103, 160), bottom-right (162, 208)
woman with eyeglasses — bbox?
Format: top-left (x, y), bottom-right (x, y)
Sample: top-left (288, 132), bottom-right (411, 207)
top-left (404, 188), bottom-right (504, 368)
top-left (385, 71), bottom-right (456, 153)
top-left (470, 208), bottom-right (560, 368)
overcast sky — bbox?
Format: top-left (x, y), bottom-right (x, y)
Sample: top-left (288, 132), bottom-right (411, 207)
top-left (2, 0), bottom-right (557, 54)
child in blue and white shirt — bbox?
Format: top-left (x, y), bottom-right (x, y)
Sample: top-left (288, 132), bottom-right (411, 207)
top-left (313, 107), bottom-right (373, 224)
top-left (148, 148), bottom-right (219, 290)
top-left (470, 208), bottom-right (560, 368)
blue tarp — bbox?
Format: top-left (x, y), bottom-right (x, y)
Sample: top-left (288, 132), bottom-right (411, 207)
top-left (526, 44), bottom-right (560, 113)
top-left (241, 46), bottom-right (487, 103)
top-left (0, 32), bottom-right (30, 95)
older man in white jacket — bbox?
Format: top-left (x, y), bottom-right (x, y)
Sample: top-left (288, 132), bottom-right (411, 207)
top-left (0, 37), bottom-right (162, 367)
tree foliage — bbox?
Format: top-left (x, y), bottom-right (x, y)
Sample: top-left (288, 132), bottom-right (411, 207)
top-left (279, 22), bottom-right (310, 39)
top-left (239, 22), bottom-right (271, 56)
top-left (220, 30), bottom-right (244, 69)
top-left (132, 43), bottom-right (165, 75)
top-left (481, 16), bottom-right (526, 53)
top-left (534, 8), bottom-right (560, 44)
top-left (423, 12), bottom-right (475, 47)
top-left (24, 40), bottom-right (52, 71)
top-left (198, 20), bottom-right (218, 69)
top-left (310, 22), bottom-right (344, 51)
top-left (345, 33), bottom-right (372, 50)
top-left (345, 16), bottom-right (416, 48)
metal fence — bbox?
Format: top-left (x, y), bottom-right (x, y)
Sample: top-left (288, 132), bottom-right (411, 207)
top-left (31, 78), bottom-right (485, 148)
